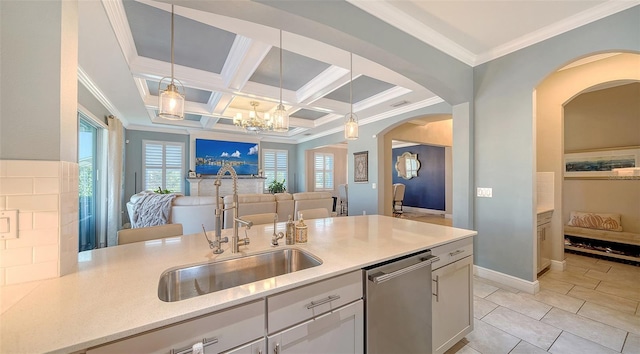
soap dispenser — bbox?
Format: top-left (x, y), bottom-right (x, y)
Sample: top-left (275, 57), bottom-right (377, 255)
top-left (285, 215), bottom-right (295, 245)
top-left (295, 214), bottom-right (308, 243)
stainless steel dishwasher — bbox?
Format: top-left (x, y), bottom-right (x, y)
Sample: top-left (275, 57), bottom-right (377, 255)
top-left (363, 250), bottom-right (439, 353)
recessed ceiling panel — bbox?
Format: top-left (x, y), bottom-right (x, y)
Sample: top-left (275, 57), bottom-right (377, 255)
top-left (185, 113), bottom-right (202, 122)
top-left (290, 109), bottom-right (327, 121)
top-left (249, 48), bottom-right (331, 91)
top-left (147, 80), bottom-right (212, 104)
top-left (124, 1), bottom-right (235, 74)
top-left (324, 76), bottom-right (395, 103)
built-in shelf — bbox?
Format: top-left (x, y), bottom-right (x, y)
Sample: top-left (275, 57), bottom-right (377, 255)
top-left (565, 245), bottom-right (640, 262)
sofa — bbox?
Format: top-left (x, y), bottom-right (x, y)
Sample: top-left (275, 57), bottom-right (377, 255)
top-left (222, 192), bottom-right (334, 228)
top-left (126, 193), bottom-right (217, 235)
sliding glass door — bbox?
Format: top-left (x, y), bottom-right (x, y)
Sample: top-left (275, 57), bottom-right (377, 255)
top-left (78, 114), bottom-right (106, 251)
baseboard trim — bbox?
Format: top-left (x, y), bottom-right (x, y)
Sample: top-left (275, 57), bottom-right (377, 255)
top-left (550, 259), bottom-right (566, 271)
top-left (403, 206), bottom-right (445, 215)
top-left (473, 265), bottom-right (540, 294)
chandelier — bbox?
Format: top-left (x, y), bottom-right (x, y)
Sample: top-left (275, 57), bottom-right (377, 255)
top-left (233, 101), bottom-right (274, 132)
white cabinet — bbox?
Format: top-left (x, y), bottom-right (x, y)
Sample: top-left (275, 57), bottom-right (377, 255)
top-left (224, 338), bottom-right (265, 354)
top-left (86, 300), bottom-right (264, 354)
top-left (431, 237), bottom-right (474, 354)
top-left (267, 271), bottom-right (363, 354)
top-left (537, 211), bottom-right (552, 273)
top-left (267, 300), bottom-right (363, 354)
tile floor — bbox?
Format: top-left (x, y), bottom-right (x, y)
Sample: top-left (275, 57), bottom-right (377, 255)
top-left (446, 252), bottom-right (640, 354)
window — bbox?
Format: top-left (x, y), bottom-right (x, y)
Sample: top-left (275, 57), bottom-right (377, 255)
top-left (263, 149), bottom-right (288, 191)
top-left (143, 140), bottom-right (184, 193)
top-left (314, 152), bottom-right (334, 191)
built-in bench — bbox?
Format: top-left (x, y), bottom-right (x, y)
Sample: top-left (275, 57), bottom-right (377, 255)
top-left (564, 225), bottom-right (640, 262)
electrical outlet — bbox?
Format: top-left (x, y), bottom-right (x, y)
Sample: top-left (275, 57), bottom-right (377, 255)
top-left (476, 187), bottom-right (493, 198)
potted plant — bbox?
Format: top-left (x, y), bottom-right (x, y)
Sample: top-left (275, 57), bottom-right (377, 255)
top-left (267, 179), bottom-right (286, 194)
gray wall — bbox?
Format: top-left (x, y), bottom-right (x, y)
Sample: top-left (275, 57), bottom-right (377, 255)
top-left (473, 6), bottom-right (640, 281)
top-left (260, 141), bottom-right (298, 192)
top-left (78, 82), bottom-right (110, 125)
top-left (123, 129), bottom-right (190, 223)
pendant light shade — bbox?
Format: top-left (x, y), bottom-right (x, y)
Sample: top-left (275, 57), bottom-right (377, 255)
top-left (344, 52), bottom-right (359, 140)
top-left (158, 5), bottom-right (185, 120)
top-left (273, 30), bottom-right (289, 132)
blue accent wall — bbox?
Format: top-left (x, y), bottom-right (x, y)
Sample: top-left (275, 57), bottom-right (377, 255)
top-left (392, 145), bottom-right (445, 211)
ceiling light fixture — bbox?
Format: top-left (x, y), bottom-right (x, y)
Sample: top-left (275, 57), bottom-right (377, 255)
top-left (272, 29), bottom-right (289, 132)
top-left (344, 52), bottom-right (359, 140)
top-left (234, 101), bottom-right (273, 132)
top-left (157, 5), bottom-right (185, 120)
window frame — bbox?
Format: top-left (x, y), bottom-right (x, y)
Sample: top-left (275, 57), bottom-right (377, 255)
top-left (142, 140), bottom-right (185, 193)
top-left (314, 152), bottom-right (334, 191)
top-left (262, 148), bottom-right (288, 192)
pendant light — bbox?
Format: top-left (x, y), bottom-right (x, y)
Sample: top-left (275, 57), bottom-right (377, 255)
top-left (344, 52), bottom-right (359, 140)
top-left (158, 5), bottom-right (185, 120)
top-left (272, 29), bottom-right (289, 132)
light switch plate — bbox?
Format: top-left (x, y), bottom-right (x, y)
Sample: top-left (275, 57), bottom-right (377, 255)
top-left (0, 210), bottom-right (18, 239)
top-left (476, 187), bottom-right (493, 198)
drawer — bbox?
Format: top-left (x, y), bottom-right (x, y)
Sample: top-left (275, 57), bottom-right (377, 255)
top-left (537, 211), bottom-right (553, 226)
top-left (267, 271), bottom-right (362, 334)
top-left (430, 237), bottom-right (473, 271)
top-left (87, 300), bottom-right (264, 354)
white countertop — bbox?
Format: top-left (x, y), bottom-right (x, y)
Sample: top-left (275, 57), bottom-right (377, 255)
top-left (0, 215), bottom-right (476, 354)
top-left (537, 206), bottom-right (554, 214)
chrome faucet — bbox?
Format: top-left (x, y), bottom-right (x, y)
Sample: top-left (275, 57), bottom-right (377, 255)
top-left (212, 164), bottom-right (251, 254)
top-left (271, 214), bottom-right (285, 246)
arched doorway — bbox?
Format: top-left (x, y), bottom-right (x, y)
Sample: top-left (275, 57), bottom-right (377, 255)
top-left (534, 52), bottom-right (640, 277)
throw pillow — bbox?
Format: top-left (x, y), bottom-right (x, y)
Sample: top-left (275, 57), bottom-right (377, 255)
top-left (567, 211), bottom-right (623, 232)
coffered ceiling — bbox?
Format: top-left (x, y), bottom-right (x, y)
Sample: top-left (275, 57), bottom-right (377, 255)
top-left (78, 0), bottom-right (637, 143)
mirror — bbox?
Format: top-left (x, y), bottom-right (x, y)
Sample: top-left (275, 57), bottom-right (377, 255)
top-left (395, 152), bottom-right (420, 180)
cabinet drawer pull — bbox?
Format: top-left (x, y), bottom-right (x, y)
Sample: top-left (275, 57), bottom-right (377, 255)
top-left (170, 337), bottom-right (218, 354)
top-left (449, 249), bottom-right (465, 257)
top-left (274, 343), bottom-right (280, 354)
top-left (306, 295), bottom-right (341, 309)
top-left (432, 275), bottom-right (439, 302)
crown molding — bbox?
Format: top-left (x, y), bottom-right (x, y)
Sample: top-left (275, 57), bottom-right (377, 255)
top-left (474, 1), bottom-right (640, 65)
top-left (295, 96), bottom-right (444, 144)
top-left (296, 65), bottom-right (350, 104)
top-left (353, 86), bottom-right (413, 113)
top-left (101, 0), bottom-right (137, 65)
top-left (77, 66), bottom-right (127, 126)
top-left (347, 0), bottom-right (476, 66)
top-left (130, 56), bottom-right (227, 91)
top-left (222, 37), bottom-right (272, 91)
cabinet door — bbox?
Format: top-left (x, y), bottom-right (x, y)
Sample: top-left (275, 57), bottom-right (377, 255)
top-left (540, 223), bottom-right (551, 271)
top-left (268, 300), bottom-right (363, 354)
top-left (537, 227), bottom-right (544, 273)
top-left (224, 338), bottom-right (265, 354)
top-left (432, 256), bottom-right (473, 354)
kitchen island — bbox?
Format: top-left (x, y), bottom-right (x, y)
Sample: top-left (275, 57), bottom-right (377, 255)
top-left (0, 215), bottom-right (476, 353)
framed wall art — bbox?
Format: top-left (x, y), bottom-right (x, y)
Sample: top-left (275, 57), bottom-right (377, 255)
top-left (564, 147), bottom-right (639, 178)
top-left (354, 151), bottom-right (368, 183)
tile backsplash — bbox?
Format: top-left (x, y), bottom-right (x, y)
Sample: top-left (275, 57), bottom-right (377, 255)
top-left (0, 160), bottom-right (78, 286)
top-left (536, 172), bottom-right (555, 209)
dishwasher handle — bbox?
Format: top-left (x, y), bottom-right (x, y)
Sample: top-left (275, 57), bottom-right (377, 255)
top-left (368, 255), bottom-right (439, 284)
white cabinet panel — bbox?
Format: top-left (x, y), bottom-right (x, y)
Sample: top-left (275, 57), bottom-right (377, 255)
top-left (224, 338), bottom-right (265, 354)
top-left (268, 300), bottom-right (364, 354)
top-left (268, 271), bottom-right (362, 334)
top-left (87, 300), bottom-right (264, 354)
top-left (432, 256), bottom-right (473, 354)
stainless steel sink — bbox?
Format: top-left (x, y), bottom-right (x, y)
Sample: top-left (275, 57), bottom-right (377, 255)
top-left (158, 248), bottom-right (323, 302)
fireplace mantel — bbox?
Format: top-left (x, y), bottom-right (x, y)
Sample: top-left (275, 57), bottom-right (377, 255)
top-left (186, 177), bottom-right (266, 197)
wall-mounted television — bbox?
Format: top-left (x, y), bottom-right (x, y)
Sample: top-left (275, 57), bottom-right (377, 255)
top-left (195, 139), bottom-right (259, 176)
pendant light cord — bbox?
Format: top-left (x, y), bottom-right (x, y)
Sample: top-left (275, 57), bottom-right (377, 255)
top-left (170, 5), bottom-right (175, 84)
top-left (349, 53), bottom-right (353, 115)
top-left (279, 30), bottom-right (283, 105)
